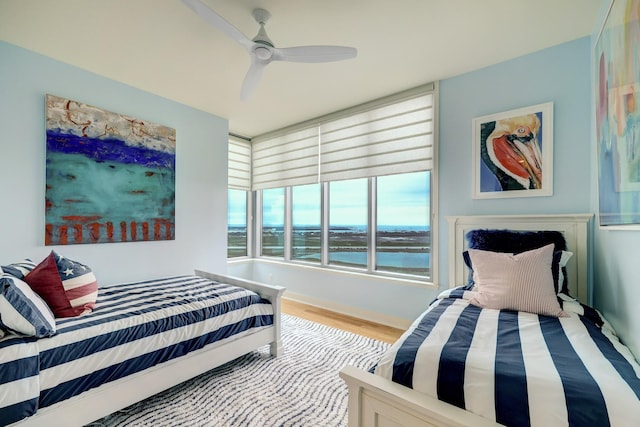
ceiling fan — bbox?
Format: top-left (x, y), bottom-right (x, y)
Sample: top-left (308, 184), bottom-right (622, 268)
top-left (181, 0), bottom-right (358, 100)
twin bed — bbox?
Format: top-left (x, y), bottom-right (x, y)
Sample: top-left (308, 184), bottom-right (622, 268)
top-left (1, 270), bottom-right (284, 426)
top-left (341, 214), bottom-right (640, 427)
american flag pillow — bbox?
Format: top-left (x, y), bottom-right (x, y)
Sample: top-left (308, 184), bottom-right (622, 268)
top-left (24, 251), bottom-right (98, 318)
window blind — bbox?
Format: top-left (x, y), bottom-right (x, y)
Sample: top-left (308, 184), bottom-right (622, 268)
top-left (319, 93), bottom-right (434, 182)
top-left (249, 83), bottom-right (435, 190)
top-left (228, 138), bottom-right (251, 190)
top-left (251, 126), bottom-right (319, 191)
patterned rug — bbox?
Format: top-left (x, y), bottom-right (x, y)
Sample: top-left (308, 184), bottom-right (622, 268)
top-left (89, 314), bottom-right (390, 427)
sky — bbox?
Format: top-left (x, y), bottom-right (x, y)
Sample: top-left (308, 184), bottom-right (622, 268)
top-left (229, 171), bottom-right (430, 227)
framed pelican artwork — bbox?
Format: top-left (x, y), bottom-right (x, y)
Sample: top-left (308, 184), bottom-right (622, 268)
top-left (472, 102), bottom-right (554, 199)
top-left (595, 0), bottom-right (640, 228)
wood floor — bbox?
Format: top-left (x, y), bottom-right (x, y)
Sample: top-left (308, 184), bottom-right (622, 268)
top-left (281, 299), bottom-right (404, 344)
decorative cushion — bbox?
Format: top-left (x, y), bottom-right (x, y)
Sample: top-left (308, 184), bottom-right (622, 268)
top-left (24, 251), bottom-right (98, 318)
top-left (465, 229), bottom-right (567, 253)
top-left (464, 249), bottom-right (573, 294)
top-left (467, 244), bottom-right (566, 317)
top-left (463, 229), bottom-right (571, 295)
top-left (0, 273), bottom-right (56, 337)
top-left (1, 259), bottom-right (37, 280)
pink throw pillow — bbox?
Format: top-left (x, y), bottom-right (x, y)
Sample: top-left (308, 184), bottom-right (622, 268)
top-left (467, 243), bottom-right (565, 317)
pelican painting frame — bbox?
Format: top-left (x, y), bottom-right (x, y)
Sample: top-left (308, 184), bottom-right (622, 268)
top-left (472, 102), bottom-right (554, 199)
top-left (595, 0), bottom-right (640, 228)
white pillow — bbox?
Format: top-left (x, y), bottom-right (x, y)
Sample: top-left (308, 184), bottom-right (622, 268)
top-left (556, 250), bottom-right (573, 294)
top-left (467, 244), bottom-right (566, 317)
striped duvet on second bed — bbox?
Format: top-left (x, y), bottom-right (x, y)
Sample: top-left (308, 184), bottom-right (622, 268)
top-left (374, 287), bottom-right (640, 427)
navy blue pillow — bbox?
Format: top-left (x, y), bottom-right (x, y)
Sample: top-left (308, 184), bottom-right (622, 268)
top-left (465, 229), bottom-right (567, 253)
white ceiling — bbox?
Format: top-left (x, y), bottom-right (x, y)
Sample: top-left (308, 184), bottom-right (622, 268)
top-left (0, 0), bottom-right (604, 138)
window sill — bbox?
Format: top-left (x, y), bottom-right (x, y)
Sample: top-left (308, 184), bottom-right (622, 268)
top-left (228, 257), bottom-right (437, 289)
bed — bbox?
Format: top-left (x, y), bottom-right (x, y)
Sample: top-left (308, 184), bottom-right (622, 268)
top-left (340, 214), bottom-right (640, 427)
top-left (1, 268), bottom-right (284, 427)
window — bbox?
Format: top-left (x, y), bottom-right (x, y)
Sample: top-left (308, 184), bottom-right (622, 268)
top-left (328, 178), bottom-right (368, 269)
top-left (376, 171), bottom-right (430, 276)
top-left (292, 183), bottom-right (321, 263)
top-left (236, 83), bottom-right (437, 282)
top-left (227, 137), bottom-right (251, 258)
top-left (254, 172), bottom-right (432, 278)
top-left (261, 187), bottom-right (285, 257)
top-left (227, 189), bottom-right (248, 258)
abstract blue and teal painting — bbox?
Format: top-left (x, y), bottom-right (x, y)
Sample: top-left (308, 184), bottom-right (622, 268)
top-left (45, 94), bottom-right (176, 245)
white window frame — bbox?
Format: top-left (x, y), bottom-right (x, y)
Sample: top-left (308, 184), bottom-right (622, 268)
top-left (227, 188), bottom-right (253, 259)
top-left (253, 171), bottom-right (435, 283)
top-left (230, 83), bottom-right (439, 285)
top-left (227, 136), bottom-right (253, 259)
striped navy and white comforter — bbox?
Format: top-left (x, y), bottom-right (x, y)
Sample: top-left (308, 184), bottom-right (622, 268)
top-left (374, 287), bottom-right (640, 427)
top-left (0, 275), bottom-right (274, 425)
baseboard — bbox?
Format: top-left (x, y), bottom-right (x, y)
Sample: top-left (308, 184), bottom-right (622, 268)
top-left (283, 291), bottom-right (412, 330)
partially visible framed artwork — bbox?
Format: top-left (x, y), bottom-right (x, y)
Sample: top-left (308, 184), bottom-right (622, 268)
top-left (45, 94), bottom-right (176, 245)
top-left (472, 102), bottom-right (553, 199)
top-left (595, 0), bottom-right (640, 228)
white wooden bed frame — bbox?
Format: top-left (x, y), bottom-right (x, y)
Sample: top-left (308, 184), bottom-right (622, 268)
top-left (340, 214), bottom-right (592, 427)
top-left (11, 270), bottom-right (285, 427)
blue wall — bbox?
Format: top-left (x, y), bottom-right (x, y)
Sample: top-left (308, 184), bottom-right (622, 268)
top-left (594, 231), bottom-right (640, 357)
top-left (438, 37), bottom-right (593, 286)
top-left (0, 41), bottom-right (230, 285)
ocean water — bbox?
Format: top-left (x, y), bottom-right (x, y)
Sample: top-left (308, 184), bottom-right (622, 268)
top-left (293, 251), bottom-right (429, 268)
top-left (284, 225), bottom-right (429, 270)
top-left (330, 251), bottom-right (429, 269)
top-left (231, 225), bottom-right (430, 270)
top-left (258, 225), bottom-right (430, 233)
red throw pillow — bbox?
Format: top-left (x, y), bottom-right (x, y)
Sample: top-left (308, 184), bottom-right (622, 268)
top-left (25, 251), bottom-right (98, 318)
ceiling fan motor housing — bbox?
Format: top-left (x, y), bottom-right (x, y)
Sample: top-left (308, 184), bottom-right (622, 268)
top-left (254, 45), bottom-right (272, 60)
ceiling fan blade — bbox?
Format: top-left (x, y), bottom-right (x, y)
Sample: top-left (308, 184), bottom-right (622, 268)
top-left (241, 56), bottom-right (269, 100)
top-left (181, 0), bottom-right (254, 50)
top-left (272, 46), bottom-right (357, 63)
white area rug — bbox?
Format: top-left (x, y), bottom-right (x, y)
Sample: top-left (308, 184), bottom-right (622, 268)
top-left (90, 314), bottom-right (390, 427)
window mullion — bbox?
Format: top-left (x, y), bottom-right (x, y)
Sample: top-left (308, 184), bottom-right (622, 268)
top-left (247, 190), bottom-right (253, 258)
top-left (255, 191), bottom-right (263, 256)
top-left (321, 182), bottom-right (329, 266)
top-left (284, 187), bottom-right (292, 261)
top-left (368, 177), bottom-right (376, 273)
